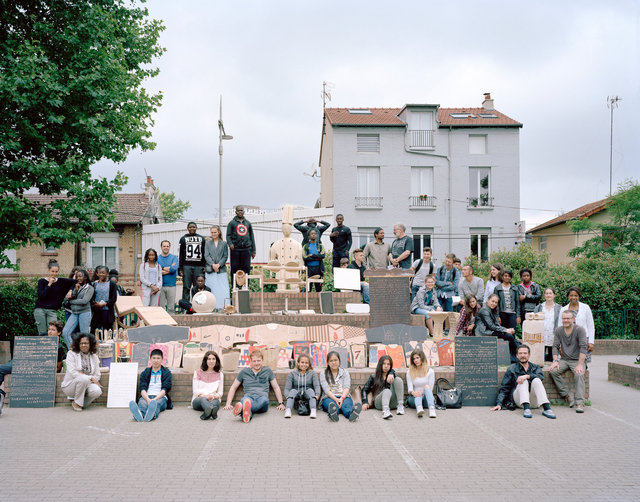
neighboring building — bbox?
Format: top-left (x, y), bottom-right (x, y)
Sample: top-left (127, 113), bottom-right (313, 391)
top-left (528, 198), bottom-right (610, 264)
top-left (142, 206), bottom-right (335, 265)
top-left (318, 93), bottom-right (524, 264)
top-left (0, 177), bottom-right (162, 290)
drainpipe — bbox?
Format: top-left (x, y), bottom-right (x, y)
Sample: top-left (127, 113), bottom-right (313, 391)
top-left (134, 223), bottom-right (140, 290)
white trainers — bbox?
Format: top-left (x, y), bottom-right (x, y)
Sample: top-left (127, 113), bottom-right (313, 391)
top-left (396, 404), bottom-right (405, 415)
top-left (284, 408), bottom-right (292, 418)
top-left (310, 408), bottom-right (316, 419)
top-left (382, 408), bottom-right (393, 419)
top-left (416, 406), bottom-right (424, 418)
top-left (429, 406), bottom-right (437, 418)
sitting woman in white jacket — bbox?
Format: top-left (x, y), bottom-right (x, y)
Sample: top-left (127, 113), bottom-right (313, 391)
top-left (61, 333), bottom-right (102, 411)
top-left (192, 351), bottom-right (224, 420)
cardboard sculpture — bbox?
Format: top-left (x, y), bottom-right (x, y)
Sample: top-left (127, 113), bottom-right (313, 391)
top-left (116, 295), bottom-right (143, 317)
top-left (350, 343), bottom-right (367, 368)
top-left (277, 346), bottom-right (293, 368)
top-left (250, 323), bottom-right (306, 345)
top-left (428, 311), bottom-right (451, 341)
top-left (192, 291), bottom-right (216, 313)
top-left (437, 339), bottom-right (455, 366)
top-left (134, 306), bottom-right (177, 326)
top-left (269, 205), bottom-right (304, 291)
top-left (423, 340), bottom-right (440, 366)
top-left (310, 342), bottom-right (328, 367)
top-left (522, 315), bottom-right (545, 366)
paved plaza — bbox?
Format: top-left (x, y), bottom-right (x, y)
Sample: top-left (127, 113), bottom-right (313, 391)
top-left (2, 354), bottom-right (639, 501)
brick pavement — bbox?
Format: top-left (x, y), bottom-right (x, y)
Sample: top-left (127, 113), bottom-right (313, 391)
top-left (1, 355), bottom-right (638, 501)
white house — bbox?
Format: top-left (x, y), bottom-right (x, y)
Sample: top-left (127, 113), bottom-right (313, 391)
top-left (318, 93), bottom-right (524, 264)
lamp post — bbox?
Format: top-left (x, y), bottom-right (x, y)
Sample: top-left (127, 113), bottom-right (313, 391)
top-left (218, 95), bottom-right (233, 225)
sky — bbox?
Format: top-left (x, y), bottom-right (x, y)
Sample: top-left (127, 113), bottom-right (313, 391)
top-left (93, 0), bottom-right (640, 230)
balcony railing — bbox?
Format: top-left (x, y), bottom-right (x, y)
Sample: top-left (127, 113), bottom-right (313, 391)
top-left (355, 197), bottom-right (383, 208)
top-left (467, 196), bottom-right (494, 208)
top-left (409, 195), bottom-right (437, 208)
top-left (407, 129), bottom-right (434, 148)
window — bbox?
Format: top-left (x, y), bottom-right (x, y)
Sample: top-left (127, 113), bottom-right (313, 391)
top-left (410, 167), bottom-right (434, 196)
top-left (408, 111), bottom-right (433, 130)
top-left (357, 227), bottom-right (377, 249)
top-left (450, 113), bottom-right (476, 119)
top-left (407, 112), bottom-right (434, 148)
top-left (88, 232), bottom-right (118, 269)
top-left (469, 135), bottom-right (487, 155)
top-left (356, 167), bottom-right (381, 208)
top-left (539, 236), bottom-right (547, 251)
top-left (478, 113), bottom-right (498, 119)
top-left (468, 167), bottom-right (492, 207)
top-left (43, 244), bottom-right (58, 254)
top-left (348, 109), bottom-right (372, 114)
top-left (0, 249), bottom-right (17, 275)
top-left (470, 229), bottom-right (490, 261)
top-left (411, 228), bottom-right (433, 262)
top-left (357, 134), bottom-right (380, 153)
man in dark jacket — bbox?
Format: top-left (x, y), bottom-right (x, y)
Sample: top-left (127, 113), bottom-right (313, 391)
top-left (226, 205), bottom-right (256, 276)
top-left (295, 218), bottom-right (331, 246)
top-left (179, 222), bottom-right (206, 302)
top-left (491, 345), bottom-right (556, 419)
top-left (329, 214), bottom-right (352, 270)
top-left (129, 349), bottom-right (172, 422)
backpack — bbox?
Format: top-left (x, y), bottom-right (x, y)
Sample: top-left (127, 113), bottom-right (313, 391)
top-left (414, 259), bottom-right (434, 275)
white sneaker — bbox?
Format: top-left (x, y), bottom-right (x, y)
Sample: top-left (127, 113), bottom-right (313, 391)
top-left (416, 406), bottom-right (424, 418)
top-left (284, 408), bottom-right (292, 418)
top-left (429, 406), bottom-right (437, 418)
top-left (310, 408), bottom-right (316, 419)
top-left (396, 404), bottom-right (405, 415)
top-left (382, 408), bottom-right (393, 419)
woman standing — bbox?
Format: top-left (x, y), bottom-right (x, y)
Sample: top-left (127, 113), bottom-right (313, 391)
top-left (284, 353), bottom-right (320, 419)
top-left (204, 225), bottom-right (230, 309)
top-left (91, 265), bottom-right (118, 334)
top-left (192, 351), bottom-right (224, 420)
top-left (61, 333), bottom-right (102, 411)
top-left (476, 294), bottom-right (518, 361)
top-left (534, 287), bottom-right (561, 361)
top-left (456, 294), bottom-right (480, 336)
top-left (34, 260), bottom-right (76, 334)
top-left (361, 355), bottom-right (405, 419)
top-left (406, 349), bottom-right (436, 418)
top-left (320, 351), bottom-right (361, 422)
top-left (483, 263), bottom-right (504, 305)
top-left (139, 248), bottom-right (163, 306)
top-left (61, 270), bottom-right (94, 349)
top-left (560, 286), bottom-right (595, 356)
top-left (494, 270), bottom-right (521, 330)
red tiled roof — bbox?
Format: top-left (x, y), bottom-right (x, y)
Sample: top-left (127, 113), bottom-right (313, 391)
top-left (23, 193), bottom-right (152, 224)
top-left (324, 106), bottom-right (521, 127)
top-left (528, 198), bottom-right (610, 233)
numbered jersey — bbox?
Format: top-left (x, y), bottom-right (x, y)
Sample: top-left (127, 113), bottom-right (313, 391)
top-left (180, 234), bottom-right (205, 266)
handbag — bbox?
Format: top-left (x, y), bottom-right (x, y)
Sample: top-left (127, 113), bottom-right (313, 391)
top-left (296, 392), bottom-right (311, 416)
top-left (435, 378), bottom-right (462, 409)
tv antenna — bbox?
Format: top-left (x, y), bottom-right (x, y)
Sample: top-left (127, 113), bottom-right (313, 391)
top-left (607, 95), bottom-right (621, 196)
top-left (322, 81), bottom-right (334, 109)
top-left (303, 163), bottom-right (320, 182)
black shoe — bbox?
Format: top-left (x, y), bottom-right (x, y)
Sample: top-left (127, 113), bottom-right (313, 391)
top-left (349, 403), bottom-right (362, 422)
top-left (0, 389), bottom-right (5, 416)
top-left (328, 401), bottom-right (339, 422)
top-left (211, 407), bottom-right (219, 420)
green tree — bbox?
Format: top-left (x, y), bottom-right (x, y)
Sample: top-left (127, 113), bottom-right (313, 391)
top-left (0, 0), bottom-right (165, 268)
top-left (567, 179), bottom-right (640, 258)
top-left (159, 191), bottom-right (191, 223)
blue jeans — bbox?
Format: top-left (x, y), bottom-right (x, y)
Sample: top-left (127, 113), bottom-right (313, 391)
top-left (439, 297), bottom-right (453, 312)
top-left (0, 360), bottom-right (12, 385)
top-left (361, 282), bottom-right (370, 304)
top-left (322, 396), bottom-right (354, 418)
top-left (410, 285), bottom-right (420, 302)
top-left (138, 396), bottom-right (168, 420)
top-left (408, 392), bottom-right (435, 409)
top-left (412, 307), bottom-right (432, 320)
top-left (62, 311), bottom-right (92, 348)
top-left (240, 394), bottom-right (269, 419)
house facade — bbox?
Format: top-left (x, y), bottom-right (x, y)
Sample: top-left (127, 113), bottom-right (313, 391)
top-left (319, 93), bottom-right (523, 264)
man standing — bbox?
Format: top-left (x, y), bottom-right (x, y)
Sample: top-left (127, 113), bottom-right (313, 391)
top-left (363, 227), bottom-right (390, 270)
top-left (158, 240), bottom-right (179, 313)
top-left (458, 265), bottom-right (485, 306)
top-left (302, 229), bottom-right (325, 292)
top-left (294, 217), bottom-right (331, 246)
top-left (226, 205), bottom-right (256, 277)
top-left (178, 222), bottom-right (205, 302)
top-left (435, 253), bottom-right (460, 312)
top-left (549, 311), bottom-right (588, 413)
top-left (329, 214), bottom-right (352, 270)
top-left (388, 223), bottom-right (413, 270)
top-left (410, 246), bottom-right (434, 300)
top-left (491, 345), bottom-right (556, 419)
top-left (348, 248), bottom-right (369, 304)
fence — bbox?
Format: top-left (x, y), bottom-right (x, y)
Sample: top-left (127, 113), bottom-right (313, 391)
top-left (593, 309), bottom-right (640, 339)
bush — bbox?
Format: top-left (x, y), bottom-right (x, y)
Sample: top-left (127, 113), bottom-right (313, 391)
top-left (0, 278), bottom-right (43, 344)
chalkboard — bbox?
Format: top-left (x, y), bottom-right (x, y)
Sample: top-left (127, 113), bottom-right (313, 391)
top-left (497, 339), bottom-right (511, 366)
top-left (127, 325), bottom-right (189, 344)
top-left (131, 342), bottom-right (151, 367)
top-left (10, 336), bottom-right (58, 408)
top-left (320, 292), bottom-right (334, 314)
top-left (455, 336), bottom-right (498, 406)
top-left (237, 290), bottom-right (251, 314)
top-left (366, 324), bottom-right (428, 344)
top-left (368, 276), bottom-right (412, 328)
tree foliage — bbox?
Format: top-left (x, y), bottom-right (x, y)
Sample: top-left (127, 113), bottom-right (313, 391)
top-left (567, 179), bottom-right (640, 257)
top-left (0, 0), bottom-right (165, 268)
top-left (159, 191), bottom-right (191, 223)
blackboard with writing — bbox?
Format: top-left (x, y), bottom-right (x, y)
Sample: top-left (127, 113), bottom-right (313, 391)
top-left (368, 276), bottom-right (412, 328)
top-left (11, 336), bottom-right (58, 408)
top-left (455, 336), bottom-right (498, 406)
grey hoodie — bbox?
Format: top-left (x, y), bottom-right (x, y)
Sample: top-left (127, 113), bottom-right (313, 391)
top-left (69, 284), bottom-right (94, 314)
top-left (284, 369), bottom-right (320, 397)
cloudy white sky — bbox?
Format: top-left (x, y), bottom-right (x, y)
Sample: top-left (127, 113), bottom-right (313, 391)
top-left (93, 0), bottom-right (639, 230)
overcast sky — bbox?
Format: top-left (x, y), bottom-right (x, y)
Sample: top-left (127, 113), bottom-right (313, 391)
top-left (93, 0), bottom-right (639, 229)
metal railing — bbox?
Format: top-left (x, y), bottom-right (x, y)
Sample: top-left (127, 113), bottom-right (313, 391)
top-left (467, 196), bottom-right (494, 208)
top-left (593, 309), bottom-right (640, 339)
top-left (409, 195), bottom-right (437, 207)
top-left (355, 197), bottom-right (383, 208)
top-left (407, 129), bottom-right (434, 148)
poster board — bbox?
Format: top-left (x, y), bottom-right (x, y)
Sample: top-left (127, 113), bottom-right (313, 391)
top-left (107, 362), bottom-right (139, 408)
top-left (333, 268), bottom-right (361, 290)
top-left (127, 325), bottom-right (189, 344)
top-left (134, 306), bottom-right (178, 326)
top-left (10, 337), bottom-right (58, 408)
top-left (455, 336), bottom-right (498, 406)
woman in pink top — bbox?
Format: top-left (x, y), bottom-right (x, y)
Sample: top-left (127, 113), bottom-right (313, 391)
top-left (192, 351), bottom-right (224, 420)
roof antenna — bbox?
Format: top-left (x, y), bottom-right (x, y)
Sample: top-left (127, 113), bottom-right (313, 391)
top-left (322, 81), bottom-right (334, 109)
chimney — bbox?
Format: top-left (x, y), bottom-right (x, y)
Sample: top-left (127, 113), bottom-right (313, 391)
top-left (144, 175), bottom-right (156, 198)
top-left (482, 92), bottom-right (494, 111)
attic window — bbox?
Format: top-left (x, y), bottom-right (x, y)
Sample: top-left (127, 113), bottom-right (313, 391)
top-left (450, 113), bottom-right (476, 119)
top-left (348, 109), bottom-right (372, 114)
top-left (478, 113), bottom-right (498, 119)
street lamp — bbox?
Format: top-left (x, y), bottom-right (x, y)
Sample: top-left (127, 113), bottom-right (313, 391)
top-left (218, 95), bottom-right (233, 225)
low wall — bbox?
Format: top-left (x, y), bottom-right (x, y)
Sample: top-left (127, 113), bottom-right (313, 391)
top-left (594, 340), bottom-right (640, 355)
top-left (608, 362), bottom-right (640, 390)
